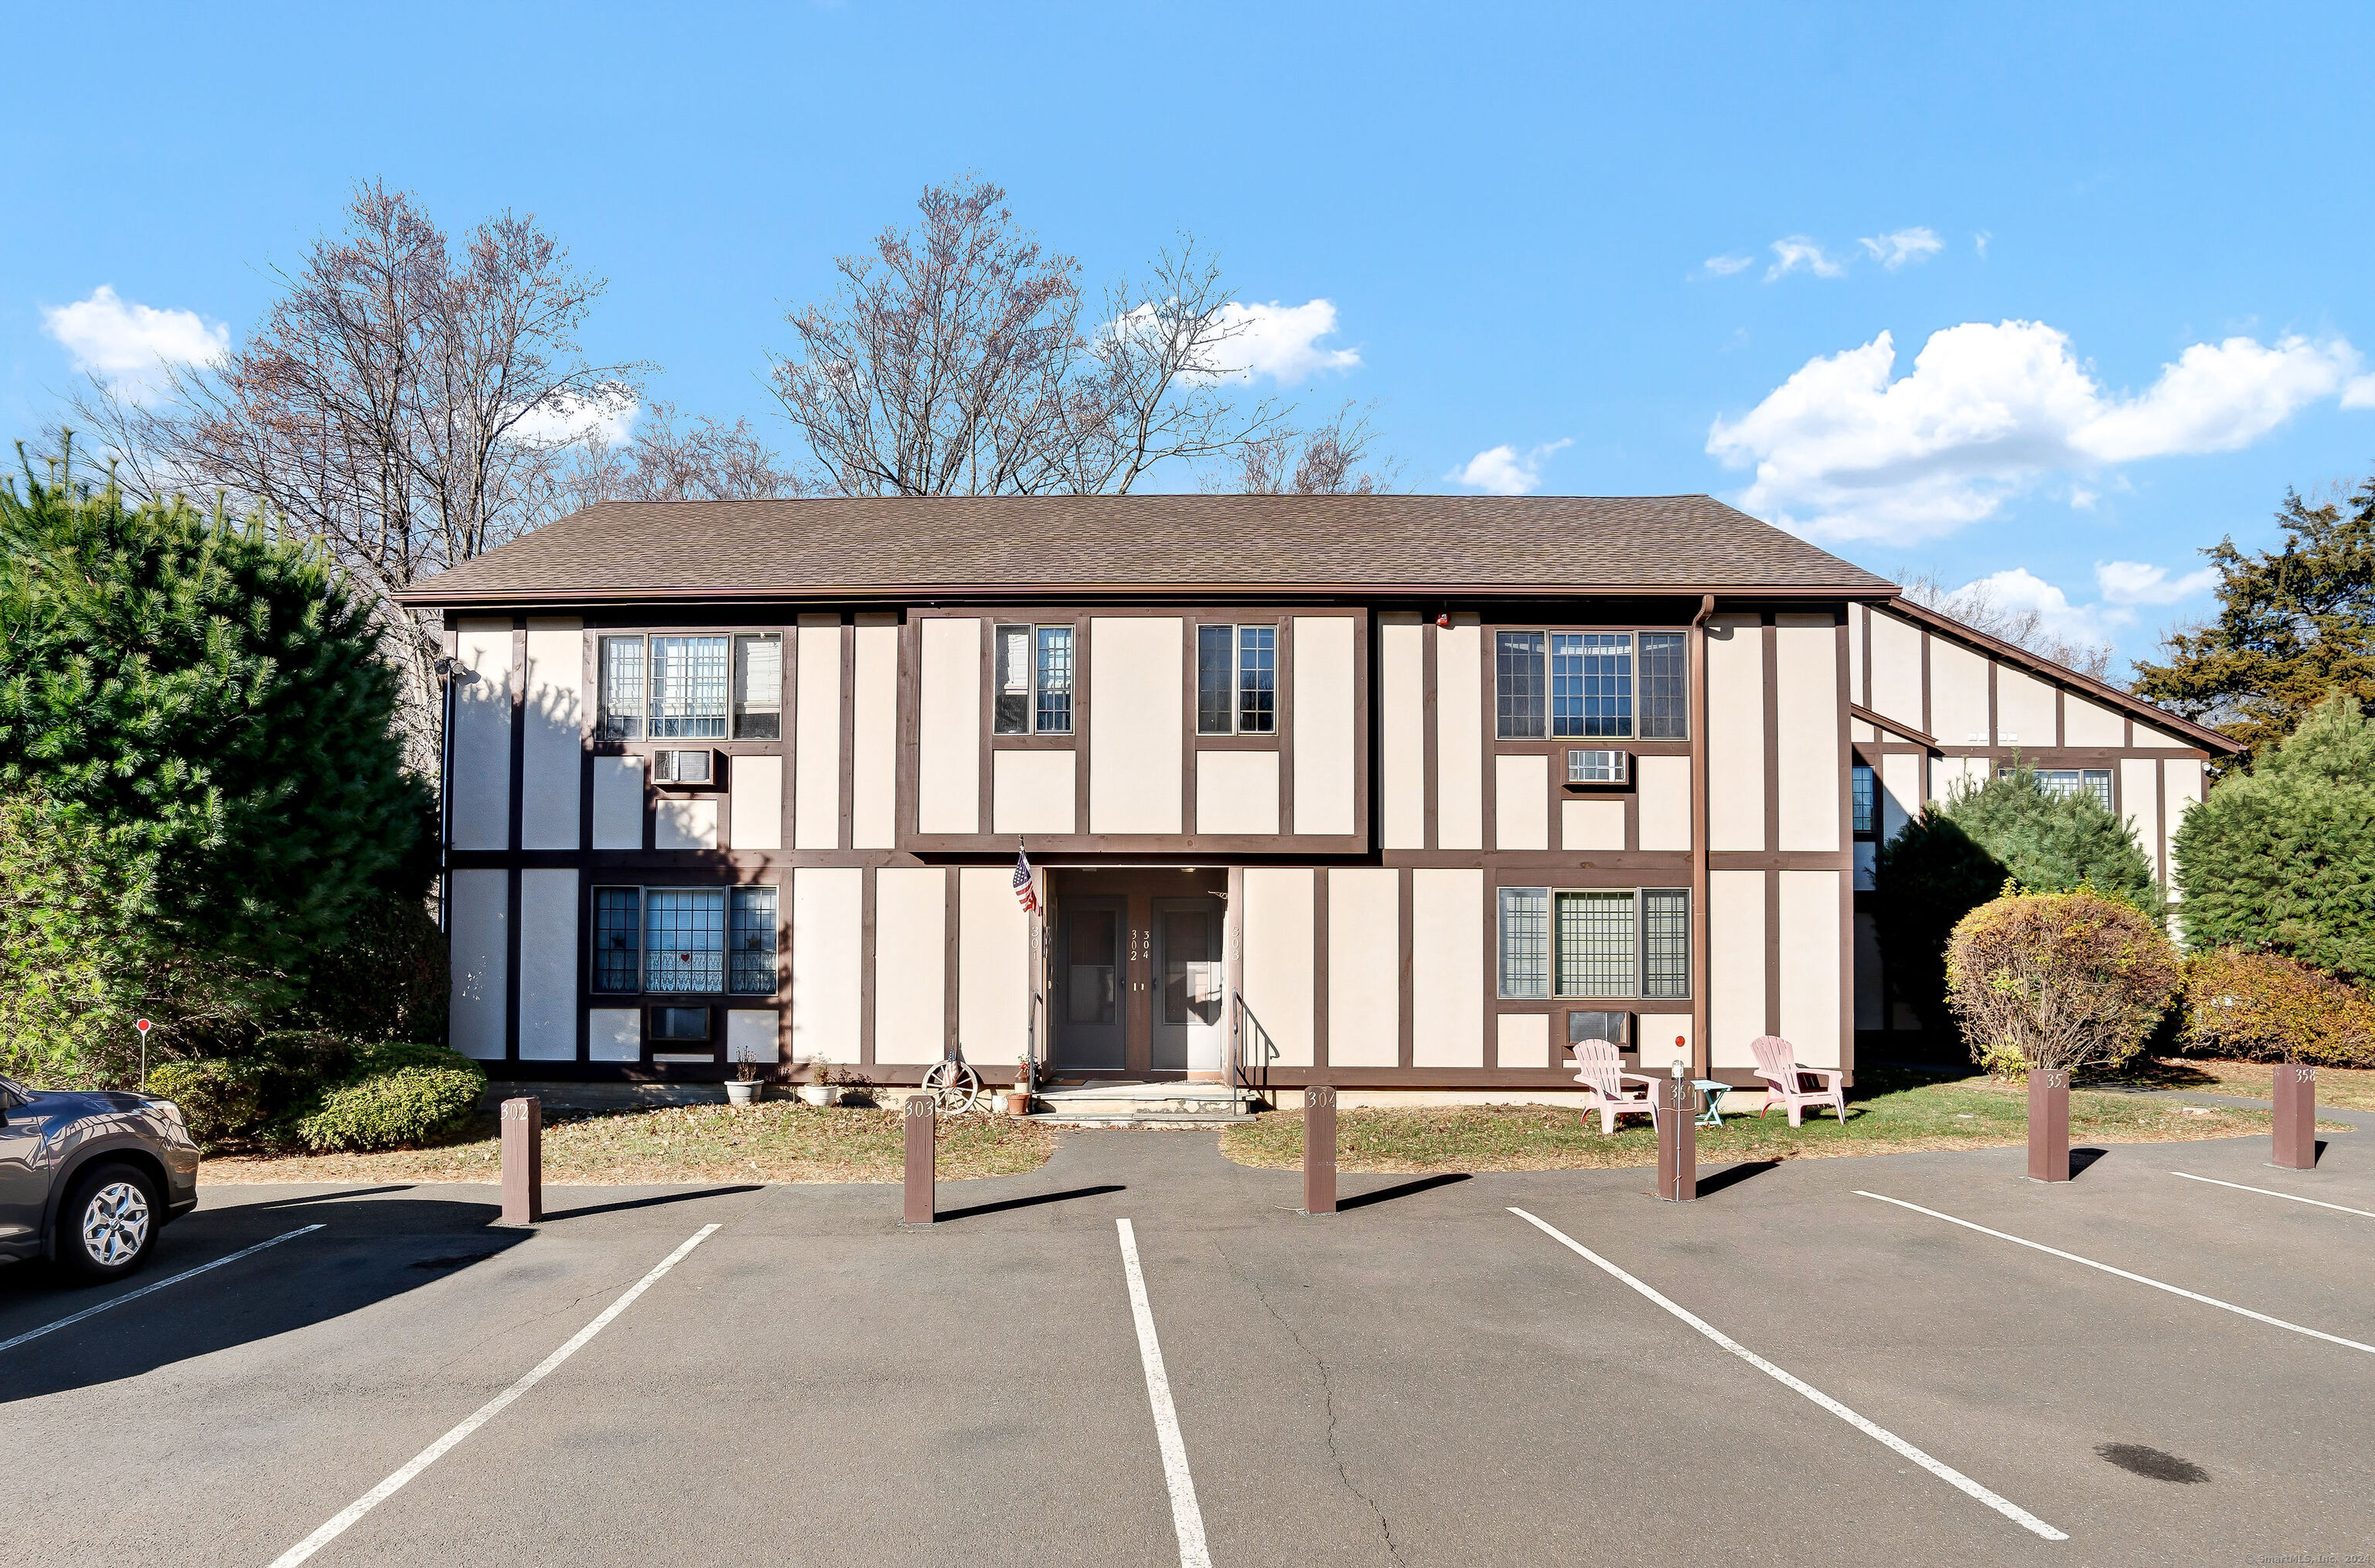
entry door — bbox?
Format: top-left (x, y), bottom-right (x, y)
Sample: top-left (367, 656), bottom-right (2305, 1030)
top-left (1150, 897), bottom-right (1227, 1075)
top-left (1052, 897), bottom-right (1126, 1071)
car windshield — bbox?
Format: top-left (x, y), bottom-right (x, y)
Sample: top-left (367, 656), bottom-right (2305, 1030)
top-left (0, 1075), bottom-right (26, 1100)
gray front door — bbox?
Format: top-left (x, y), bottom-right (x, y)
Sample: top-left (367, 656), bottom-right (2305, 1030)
top-left (1150, 898), bottom-right (1226, 1074)
top-left (1052, 897), bottom-right (1126, 1071)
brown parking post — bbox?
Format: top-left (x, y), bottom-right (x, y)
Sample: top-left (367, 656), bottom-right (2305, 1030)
top-left (1303, 1086), bottom-right (1337, 1215)
top-left (903, 1094), bottom-right (935, 1225)
top-left (2027, 1069), bottom-right (2071, 1182)
top-left (1657, 1070), bottom-right (1696, 1201)
top-left (500, 1096), bottom-right (543, 1225)
top-left (2272, 1064), bottom-right (2316, 1171)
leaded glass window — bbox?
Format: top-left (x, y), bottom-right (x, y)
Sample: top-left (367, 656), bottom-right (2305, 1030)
top-left (1498, 886), bottom-right (1550, 1000)
top-left (598, 637), bottom-right (646, 741)
top-left (1497, 632), bottom-right (1545, 738)
top-left (1555, 890), bottom-right (1635, 996)
top-left (1639, 632), bottom-right (1688, 739)
top-left (1196, 624), bottom-right (1277, 735)
top-left (593, 888), bottom-right (640, 992)
top-left (1642, 889), bottom-right (1690, 1000)
top-left (644, 888), bottom-right (724, 993)
top-left (1196, 625), bottom-right (1234, 735)
top-left (1554, 632), bottom-right (1632, 738)
top-left (728, 886), bottom-right (777, 994)
top-left (649, 636), bottom-right (729, 740)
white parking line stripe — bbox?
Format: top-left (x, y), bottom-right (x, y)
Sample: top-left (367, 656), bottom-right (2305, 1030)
top-left (0, 1223), bottom-right (325, 1356)
top-left (1857, 1191), bottom-right (2375, 1358)
top-left (1508, 1206), bottom-right (2067, 1542)
top-left (266, 1223), bottom-right (720, 1568)
top-left (1115, 1219), bottom-right (1212, 1568)
top-left (2172, 1170), bottom-right (2375, 1219)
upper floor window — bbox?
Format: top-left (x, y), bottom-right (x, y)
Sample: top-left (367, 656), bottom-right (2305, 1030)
top-left (1497, 885), bottom-right (1690, 1000)
top-left (1852, 763), bottom-right (1876, 837)
top-left (733, 634), bottom-right (781, 739)
top-left (2010, 766), bottom-right (2112, 811)
top-left (1197, 624), bottom-right (1277, 735)
top-left (1496, 630), bottom-right (1688, 740)
top-left (598, 633), bottom-right (733, 741)
top-left (994, 624), bottom-right (1074, 735)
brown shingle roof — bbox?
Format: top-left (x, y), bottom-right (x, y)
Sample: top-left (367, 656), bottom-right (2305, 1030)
top-left (394, 493), bottom-right (1897, 606)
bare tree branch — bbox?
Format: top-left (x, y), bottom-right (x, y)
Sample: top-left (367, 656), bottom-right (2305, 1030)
top-left (1205, 400), bottom-right (1403, 495)
top-left (1897, 571), bottom-right (2117, 683)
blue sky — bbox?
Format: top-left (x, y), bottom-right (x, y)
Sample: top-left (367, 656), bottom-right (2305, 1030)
top-left (5, 2), bottom-right (2370, 672)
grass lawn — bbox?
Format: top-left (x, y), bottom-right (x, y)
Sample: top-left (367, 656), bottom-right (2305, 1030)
top-left (1219, 1065), bottom-right (2353, 1176)
top-left (2121, 1057), bottom-right (2375, 1112)
top-left (203, 1099), bottom-right (1058, 1185)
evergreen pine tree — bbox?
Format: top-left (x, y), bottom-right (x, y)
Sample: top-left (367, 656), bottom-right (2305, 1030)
top-left (2173, 692), bottom-right (2375, 980)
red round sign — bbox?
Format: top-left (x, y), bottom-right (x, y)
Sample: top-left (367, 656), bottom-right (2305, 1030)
top-left (136, 1019), bottom-right (152, 1034)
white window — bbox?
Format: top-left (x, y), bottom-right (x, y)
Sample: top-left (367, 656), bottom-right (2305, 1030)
top-left (734, 634), bottom-right (782, 739)
top-left (1196, 624), bottom-right (1276, 735)
top-left (1497, 887), bottom-right (1690, 1000)
top-left (994, 624), bottom-right (1075, 735)
top-left (598, 633), bottom-right (731, 741)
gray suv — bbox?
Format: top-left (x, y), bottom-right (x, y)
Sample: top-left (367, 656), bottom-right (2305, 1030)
top-left (0, 1075), bottom-right (201, 1280)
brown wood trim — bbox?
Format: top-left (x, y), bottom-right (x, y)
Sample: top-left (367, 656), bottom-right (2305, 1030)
top-left (975, 617), bottom-right (994, 840)
top-left (1277, 615), bottom-right (1297, 838)
top-left (1312, 868), bottom-right (1330, 1070)
top-left (1763, 866), bottom-right (1781, 1037)
top-left (1397, 867), bottom-right (1416, 1069)
top-left (1859, 603), bottom-right (1872, 711)
top-left (1760, 615), bottom-right (1779, 857)
top-left (401, 581), bottom-right (1903, 610)
top-left (942, 866), bottom-right (961, 1058)
top-left (1849, 703), bottom-right (1937, 748)
top-left (782, 622), bottom-right (800, 856)
top-left (2054, 685), bottom-right (2067, 748)
top-left (1074, 615), bottom-right (1094, 834)
top-left (860, 863), bottom-right (877, 1067)
top-left (1421, 620), bottom-right (1440, 850)
top-left (1920, 630), bottom-right (1933, 740)
top-left (1688, 596), bottom-right (1712, 1081)
top-left (838, 620), bottom-right (857, 853)
top-left (1477, 621), bottom-right (1498, 852)
top-left (1180, 619), bottom-right (1200, 834)
top-left (1986, 656), bottom-right (1999, 749)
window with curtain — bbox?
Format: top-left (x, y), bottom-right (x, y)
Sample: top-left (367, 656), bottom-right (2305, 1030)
top-left (994, 624), bottom-right (1032, 734)
top-left (1639, 632), bottom-right (1687, 738)
top-left (643, 888), bottom-right (725, 993)
top-left (593, 888), bottom-right (640, 992)
top-left (1555, 890), bottom-right (1636, 995)
top-left (1498, 886), bottom-right (1550, 999)
top-left (728, 886), bottom-right (777, 994)
top-left (649, 636), bottom-right (729, 740)
top-left (1497, 632), bottom-right (1545, 738)
top-left (598, 637), bottom-right (646, 740)
top-left (733, 634), bottom-right (781, 740)
top-left (995, 624), bottom-right (1074, 735)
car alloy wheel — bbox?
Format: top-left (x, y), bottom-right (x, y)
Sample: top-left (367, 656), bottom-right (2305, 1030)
top-left (80, 1180), bottom-right (152, 1269)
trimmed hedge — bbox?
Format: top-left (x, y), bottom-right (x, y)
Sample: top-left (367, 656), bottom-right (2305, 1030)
top-left (1945, 888), bottom-right (2180, 1079)
top-left (146, 1059), bottom-right (268, 1150)
top-left (2179, 948), bottom-right (2375, 1066)
top-left (289, 1044), bottom-right (486, 1153)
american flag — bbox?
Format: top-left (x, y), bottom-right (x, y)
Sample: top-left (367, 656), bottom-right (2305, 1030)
top-left (1011, 845), bottom-right (1039, 915)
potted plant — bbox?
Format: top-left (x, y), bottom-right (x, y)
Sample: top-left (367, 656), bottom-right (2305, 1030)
top-left (725, 1055), bottom-right (764, 1106)
top-left (1003, 1056), bottom-right (1033, 1116)
top-left (799, 1055), bottom-right (837, 1108)
top-left (1945, 888), bottom-right (2178, 1183)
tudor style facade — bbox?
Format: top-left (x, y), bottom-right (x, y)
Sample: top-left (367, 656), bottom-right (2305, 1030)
top-left (400, 495), bottom-right (2231, 1096)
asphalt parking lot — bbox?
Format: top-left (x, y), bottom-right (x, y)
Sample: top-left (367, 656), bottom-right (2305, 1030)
top-left (5, 1122), bottom-right (2373, 1568)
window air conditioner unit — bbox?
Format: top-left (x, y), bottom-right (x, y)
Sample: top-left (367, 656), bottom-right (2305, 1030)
top-left (1564, 748), bottom-right (1628, 787)
top-left (648, 1006), bottom-right (711, 1043)
top-left (652, 748), bottom-right (719, 787)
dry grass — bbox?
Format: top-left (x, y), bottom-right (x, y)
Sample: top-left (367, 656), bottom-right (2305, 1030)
top-left (2123, 1057), bottom-right (2375, 1113)
top-left (203, 1100), bottom-right (1058, 1185)
top-left (1221, 1066), bottom-right (2350, 1176)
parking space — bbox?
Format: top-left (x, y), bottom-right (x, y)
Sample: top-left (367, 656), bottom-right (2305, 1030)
top-left (5, 1127), bottom-right (2371, 1566)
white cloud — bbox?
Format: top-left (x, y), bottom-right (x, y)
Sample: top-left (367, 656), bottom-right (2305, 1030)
top-left (41, 285), bottom-right (227, 403)
top-left (1176, 298), bottom-right (1358, 384)
top-left (1974, 230), bottom-right (1992, 261)
top-left (1766, 237), bottom-right (1847, 281)
top-left (1449, 438), bottom-right (1572, 496)
top-left (1705, 319), bottom-right (2366, 544)
top-left (1955, 567), bottom-right (2119, 643)
top-left (1858, 227), bottom-right (1944, 270)
top-left (509, 383), bottom-right (638, 448)
top-left (2094, 560), bottom-right (2218, 605)
top-left (2341, 373), bottom-right (2375, 409)
top-left (1702, 254), bottom-right (1754, 278)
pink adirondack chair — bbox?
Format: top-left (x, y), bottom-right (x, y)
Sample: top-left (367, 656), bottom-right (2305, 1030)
top-left (1750, 1036), bottom-right (1847, 1127)
top-left (1569, 1038), bottom-right (1661, 1135)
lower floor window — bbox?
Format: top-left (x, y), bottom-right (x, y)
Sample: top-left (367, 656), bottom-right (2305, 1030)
top-left (1498, 885), bottom-right (1689, 1000)
top-left (592, 885), bottom-right (777, 996)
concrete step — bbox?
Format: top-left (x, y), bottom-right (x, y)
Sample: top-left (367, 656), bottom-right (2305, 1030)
top-left (1022, 1110), bottom-right (1260, 1129)
top-left (1026, 1081), bottom-right (1258, 1127)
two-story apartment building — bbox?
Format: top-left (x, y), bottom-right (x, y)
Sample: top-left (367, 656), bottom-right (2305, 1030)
top-left (398, 494), bottom-right (2231, 1097)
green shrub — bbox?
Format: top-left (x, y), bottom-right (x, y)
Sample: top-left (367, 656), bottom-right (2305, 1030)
top-left (2179, 947), bottom-right (2375, 1066)
top-left (145, 1059), bottom-right (269, 1149)
top-left (1876, 764), bottom-right (2162, 1042)
top-left (2174, 694), bottom-right (2375, 981)
top-left (289, 1045), bottom-right (485, 1152)
top-left (1946, 888), bottom-right (2180, 1079)
top-left (298, 890), bottom-right (448, 1045)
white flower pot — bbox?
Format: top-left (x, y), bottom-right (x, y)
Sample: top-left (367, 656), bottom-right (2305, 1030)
top-left (798, 1085), bottom-right (835, 1108)
top-left (725, 1080), bottom-right (763, 1106)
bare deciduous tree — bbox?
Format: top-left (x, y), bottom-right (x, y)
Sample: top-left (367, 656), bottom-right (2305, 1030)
top-left (1897, 571), bottom-right (2117, 683)
top-left (558, 401), bottom-right (806, 506)
top-left (63, 181), bottom-right (646, 769)
top-left (1208, 401), bottom-right (1402, 495)
top-left (767, 176), bottom-right (1289, 496)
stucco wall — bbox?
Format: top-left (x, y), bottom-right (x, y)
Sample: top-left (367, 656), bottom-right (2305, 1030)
top-left (1327, 868), bottom-right (1399, 1067)
top-left (1242, 868), bottom-right (1314, 1068)
top-left (1089, 617), bottom-right (1183, 834)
